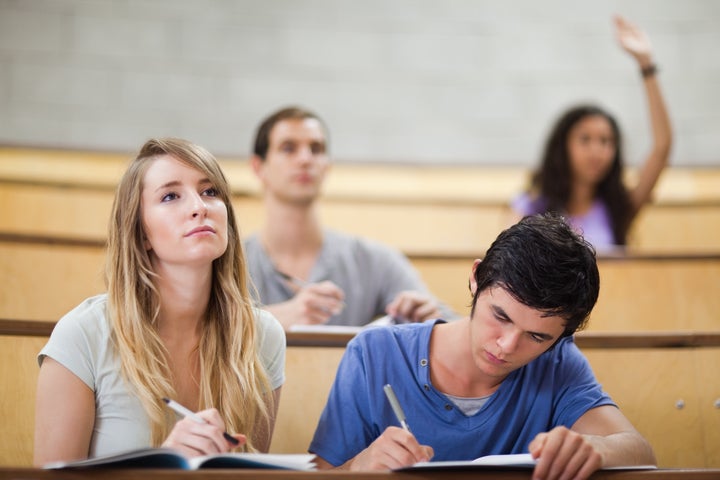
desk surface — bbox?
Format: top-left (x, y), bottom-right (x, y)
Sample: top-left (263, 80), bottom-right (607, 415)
top-left (1, 467), bottom-right (720, 480)
top-left (3, 319), bottom-right (720, 350)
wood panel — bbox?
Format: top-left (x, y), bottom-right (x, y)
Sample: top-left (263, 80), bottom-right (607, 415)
top-left (0, 183), bottom-right (111, 242)
top-left (2, 146), bottom-right (720, 255)
top-left (3, 179), bottom-right (719, 256)
top-left (3, 238), bottom-right (719, 334)
top-left (0, 335), bottom-right (46, 466)
top-left (590, 259), bottom-right (720, 332)
top-left (269, 347), bottom-right (344, 454)
top-left (0, 241), bottom-right (105, 321)
top-left (694, 348), bottom-right (720, 468)
top-left (583, 348), bottom-right (705, 468)
top-left (632, 205), bottom-right (720, 252)
top-left (412, 255), bottom-right (720, 332)
top-left (0, 181), bottom-right (507, 256)
top-left (3, 321), bottom-right (720, 468)
top-left (2, 147), bottom-right (720, 204)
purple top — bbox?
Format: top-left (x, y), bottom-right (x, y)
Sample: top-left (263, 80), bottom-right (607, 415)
top-left (512, 193), bottom-right (616, 250)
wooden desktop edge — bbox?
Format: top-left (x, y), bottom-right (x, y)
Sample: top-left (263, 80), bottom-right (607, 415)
top-left (1, 467), bottom-right (720, 480)
top-left (4, 230), bottom-right (720, 261)
top-left (2, 319), bottom-right (720, 350)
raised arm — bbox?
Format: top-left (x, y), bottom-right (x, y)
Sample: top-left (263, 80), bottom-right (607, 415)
top-left (614, 14), bottom-right (673, 216)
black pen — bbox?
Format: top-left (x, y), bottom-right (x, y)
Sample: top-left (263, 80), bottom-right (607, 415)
top-left (162, 397), bottom-right (240, 446)
top-left (383, 384), bottom-right (411, 432)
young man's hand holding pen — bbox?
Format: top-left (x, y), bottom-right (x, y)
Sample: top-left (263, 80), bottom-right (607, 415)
top-left (345, 425), bottom-right (433, 471)
top-left (341, 385), bottom-right (433, 471)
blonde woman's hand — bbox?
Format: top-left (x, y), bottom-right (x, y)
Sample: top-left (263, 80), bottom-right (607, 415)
top-left (162, 408), bottom-right (246, 458)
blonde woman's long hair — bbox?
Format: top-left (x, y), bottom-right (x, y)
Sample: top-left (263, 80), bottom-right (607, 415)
top-left (105, 138), bottom-right (271, 449)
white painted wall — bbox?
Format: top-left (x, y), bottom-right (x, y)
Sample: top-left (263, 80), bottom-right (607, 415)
top-left (0, 0), bottom-right (717, 166)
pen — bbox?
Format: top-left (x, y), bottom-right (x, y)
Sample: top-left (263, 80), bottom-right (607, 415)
top-left (273, 267), bottom-right (308, 290)
top-left (162, 397), bottom-right (240, 446)
top-left (383, 384), bottom-right (411, 432)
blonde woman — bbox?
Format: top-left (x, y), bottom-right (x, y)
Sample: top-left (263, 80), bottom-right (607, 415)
top-left (34, 138), bottom-right (285, 465)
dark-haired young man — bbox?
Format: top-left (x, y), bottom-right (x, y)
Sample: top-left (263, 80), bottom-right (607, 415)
top-left (244, 106), bottom-right (454, 330)
top-left (310, 213), bottom-right (655, 479)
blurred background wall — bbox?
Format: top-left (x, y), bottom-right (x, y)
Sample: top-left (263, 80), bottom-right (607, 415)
top-left (0, 0), bottom-right (717, 166)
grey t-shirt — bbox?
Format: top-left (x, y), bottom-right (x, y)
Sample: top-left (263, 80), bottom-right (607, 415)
top-left (38, 294), bottom-right (285, 458)
top-left (243, 230), bottom-right (455, 327)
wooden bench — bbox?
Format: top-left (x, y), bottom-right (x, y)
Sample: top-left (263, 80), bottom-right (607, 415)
top-left (3, 320), bottom-right (719, 468)
top-left (3, 234), bottom-right (719, 334)
top-left (411, 252), bottom-right (720, 332)
top-left (2, 147), bottom-right (720, 255)
top-left (276, 332), bottom-right (720, 469)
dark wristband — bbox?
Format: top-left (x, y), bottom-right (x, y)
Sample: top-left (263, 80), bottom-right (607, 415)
top-left (641, 64), bottom-right (658, 78)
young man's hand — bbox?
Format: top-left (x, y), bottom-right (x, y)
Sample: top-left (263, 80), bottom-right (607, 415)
top-left (528, 426), bottom-right (602, 480)
top-left (386, 291), bottom-right (441, 323)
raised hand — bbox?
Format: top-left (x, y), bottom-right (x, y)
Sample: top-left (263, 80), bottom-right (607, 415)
top-left (613, 15), bottom-right (653, 66)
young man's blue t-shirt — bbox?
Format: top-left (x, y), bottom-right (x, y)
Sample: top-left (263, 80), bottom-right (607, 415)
top-left (309, 320), bottom-right (615, 466)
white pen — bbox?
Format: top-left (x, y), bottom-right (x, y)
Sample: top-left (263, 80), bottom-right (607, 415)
top-left (162, 397), bottom-right (239, 445)
top-left (383, 384), bottom-right (411, 432)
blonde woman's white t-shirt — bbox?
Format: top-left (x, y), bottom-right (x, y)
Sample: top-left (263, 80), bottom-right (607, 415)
top-left (38, 294), bottom-right (286, 458)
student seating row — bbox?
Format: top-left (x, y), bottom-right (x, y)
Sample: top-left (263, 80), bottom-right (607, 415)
top-left (2, 147), bottom-right (720, 255)
top-left (2, 234), bottom-right (719, 334)
top-left (411, 252), bottom-right (720, 332)
top-left (2, 320), bottom-right (719, 468)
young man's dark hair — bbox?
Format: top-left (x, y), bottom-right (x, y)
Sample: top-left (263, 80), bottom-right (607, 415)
top-left (252, 106), bottom-right (328, 160)
top-left (472, 213), bottom-right (599, 337)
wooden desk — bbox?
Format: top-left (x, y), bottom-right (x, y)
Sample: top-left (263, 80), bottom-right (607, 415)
top-left (2, 147), bottom-right (720, 255)
top-left (2, 233), bottom-right (719, 333)
top-left (411, 252), bottom-right (720, 331)
top-left (1, 467), bottom-right (719, 480)
top-left (5, 321), bottom-right (719, 469)
top-left (275, 333), bottom-right (720, 469)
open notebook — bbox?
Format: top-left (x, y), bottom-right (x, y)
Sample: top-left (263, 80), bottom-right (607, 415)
top-left (44, 448), bottom-right (316, 471)
top-left (396, 453), bottom-right (656, 471)
top-left (288, 314), bottom-right (406, 334)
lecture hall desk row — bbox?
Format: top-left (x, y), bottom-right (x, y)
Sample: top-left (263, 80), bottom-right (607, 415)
top-left (1, 147), bottom-right (720, 255)
top-left (1, 467), bottom-right (720, 480)
top-left (2, 320), bottom-right (720, 469)
top-left (2, 468), bottom-right (720, 480)
top-left (1, 233), bottom-right (719, 333)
